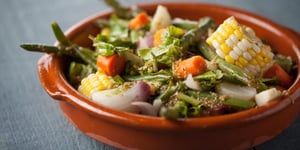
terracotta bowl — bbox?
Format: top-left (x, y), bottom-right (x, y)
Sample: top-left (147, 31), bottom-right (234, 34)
top-left (38, 2), bottom-right (300, 150)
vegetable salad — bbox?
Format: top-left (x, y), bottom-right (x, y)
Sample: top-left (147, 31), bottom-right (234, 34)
top-left (21, 1), bottom-right (297, 120)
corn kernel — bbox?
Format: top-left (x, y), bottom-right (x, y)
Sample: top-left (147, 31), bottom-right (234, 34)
top-left (212, 40), bottom-right (220, 49)
top-left (238, 57), bottom-right (248, 66)
top-left (225, 55), bottom-right (235, 63)
top-left (264, 57), bottom-right (271, 63)
top-left (252, 44), bottom-right (261, 53)
top-left (233, 47), bottom-right (242, 55)
top-left (241, 39), bottom-right (251, 49)
top-left (235, 61), bottom-right (243, 68)
top-left (101, 28), bottom-right (111, 36)
top-left (218, 28), bottom-right (227, 38)
top-left (230, 34), bottom-right (238, 43)
top-left (258, 61), bottom-right (265, 67)
top-left (78, 71), bottom-right (115, 97)
top-left (248, 49), bottom-right (256, 56)
top-left (224, 25), bottom-right (234, 34)
top-left (250, 59), bottom-right (258, 65)
top-left (237, 41), bottom-right (247, 51)
top-left (243, 52), bottom-right (252, 60)
top-left (221, 44), bottom-right (231, 54)
top-left (216, 49), bottom-right (225, 58)
top-left (256, 55), bottom-right (264, 62)
top-left (234, 29), bottom-right (243, 39)
top-left (216, 35), bottom-right (223, 42)
top-left (229, 51), bottom-right (239, 60)
top-left (206, 38), bottom-right (212, 45)
top-left (225, 38), bottom-right (234, 47)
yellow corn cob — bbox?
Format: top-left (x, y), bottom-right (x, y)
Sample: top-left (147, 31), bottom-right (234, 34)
top-left (78, 70), bottom-right (115, 98)
top-left (206, 16), bottom-right (274, 76)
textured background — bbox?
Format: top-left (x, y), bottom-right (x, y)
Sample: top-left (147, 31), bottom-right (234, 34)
top-left (1, 0), bottom-right (299, 149)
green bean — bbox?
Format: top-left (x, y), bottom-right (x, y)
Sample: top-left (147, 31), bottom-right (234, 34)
top-left (160, 82), bottom-right (184, 102)
top-left (172, 18), bottom-right (198, 30)
top-left (186, 90), bottom-right (217, 100)
top-left (123, 73), bottom-right (171, 82)
top-left (188, 106), bottom-right (201, 117)
top-left (159, 101), bottom-right (188, 120)
top-left (194, 70), bottom-right (223, 81)
top-left (177, 93), bottom-right (200, 106)
top-left (223, 97), bottom-right (256, 109)
top-left (198, 41), bottom-right (217, 61)
top-left (260, 77), bottom-right (281, 85)
top-left (274, 54), bottom-right (294, 73)
top-left (217, 58), bottom-right (251, 86)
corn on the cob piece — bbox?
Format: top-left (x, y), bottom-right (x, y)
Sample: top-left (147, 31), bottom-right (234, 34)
top-left (78, 70), bottom-right (115, 98)
top-left (206, 16), bottom-right (274, 76)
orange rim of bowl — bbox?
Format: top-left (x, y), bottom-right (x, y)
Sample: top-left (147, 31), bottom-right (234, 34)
top-left (40, 2), bottom-right (300, 130)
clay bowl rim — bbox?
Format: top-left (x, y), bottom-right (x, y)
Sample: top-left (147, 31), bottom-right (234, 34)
top-left (39, 2), bottom-right (300, 130)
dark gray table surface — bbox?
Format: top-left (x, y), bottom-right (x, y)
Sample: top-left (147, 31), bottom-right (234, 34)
top-left (1, 0), bottom-right (299, 149)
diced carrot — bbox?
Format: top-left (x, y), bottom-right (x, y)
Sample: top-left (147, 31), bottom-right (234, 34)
top-left (96, 54), bottom-right (126, 76)
top-left (129, 12), bottom-right (149, 30)
top-left (153, 28), bottom-right (166, 47)
top-left (175, 56), bottom-right (207, 78)
top-left (263, 64), bottom-right (292, 88)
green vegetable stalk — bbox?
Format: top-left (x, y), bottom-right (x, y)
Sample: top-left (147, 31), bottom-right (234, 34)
top-left (20, 22), bottom-right (98, 87)
top-left (21, 22), bottom-right (97, 70)
top-left (103, 0), bottom-right (133, 19)
top-left (181, 17), bottom-right (216, 52)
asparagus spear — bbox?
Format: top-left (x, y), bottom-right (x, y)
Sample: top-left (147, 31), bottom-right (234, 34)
top-left (198, 41), bottom-right (217, 61)
top-left (52, 22), bottom-right (71, 47)
top-left (103, 0), bottom-right (133, 19)
top-left (20, 44), bottom-right (73, 56)
top-left (181, 17), bottom-right (216, 51)
top-left (198, 41), bottom-right (255, 86)
top-left (20, 22), bottom-right (98, 70)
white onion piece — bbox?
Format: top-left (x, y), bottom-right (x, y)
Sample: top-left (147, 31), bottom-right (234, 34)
top-left (206, 59), bottom-right (218, 71)
top-left (91, 81), bottom-right (151, 112)
top-left (150, 5), bottom-right (172, 32)
top-left (255, 88), bottom-right (281, 106)
top-left (137, 34), bottom-right (154, 49)
top-left (137, 37), bottom-right (150, 50)
top-left (216, 82), bottom-right (256, 101)
top-left (153, 99), bottom-right (163, 111)
top-left (131, 101), bottom-right (157, 116)
top-left (184, 74), bottom-right (201, 91)
top-left (123, 51), bottom-right (143, 66)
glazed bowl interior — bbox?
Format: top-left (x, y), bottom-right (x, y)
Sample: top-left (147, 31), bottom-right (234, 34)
top-left (42, 2), bottom-right (300, 129)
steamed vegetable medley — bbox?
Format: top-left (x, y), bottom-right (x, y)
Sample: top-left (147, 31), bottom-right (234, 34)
top-left (21, 3), bottom-right (297, 120)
